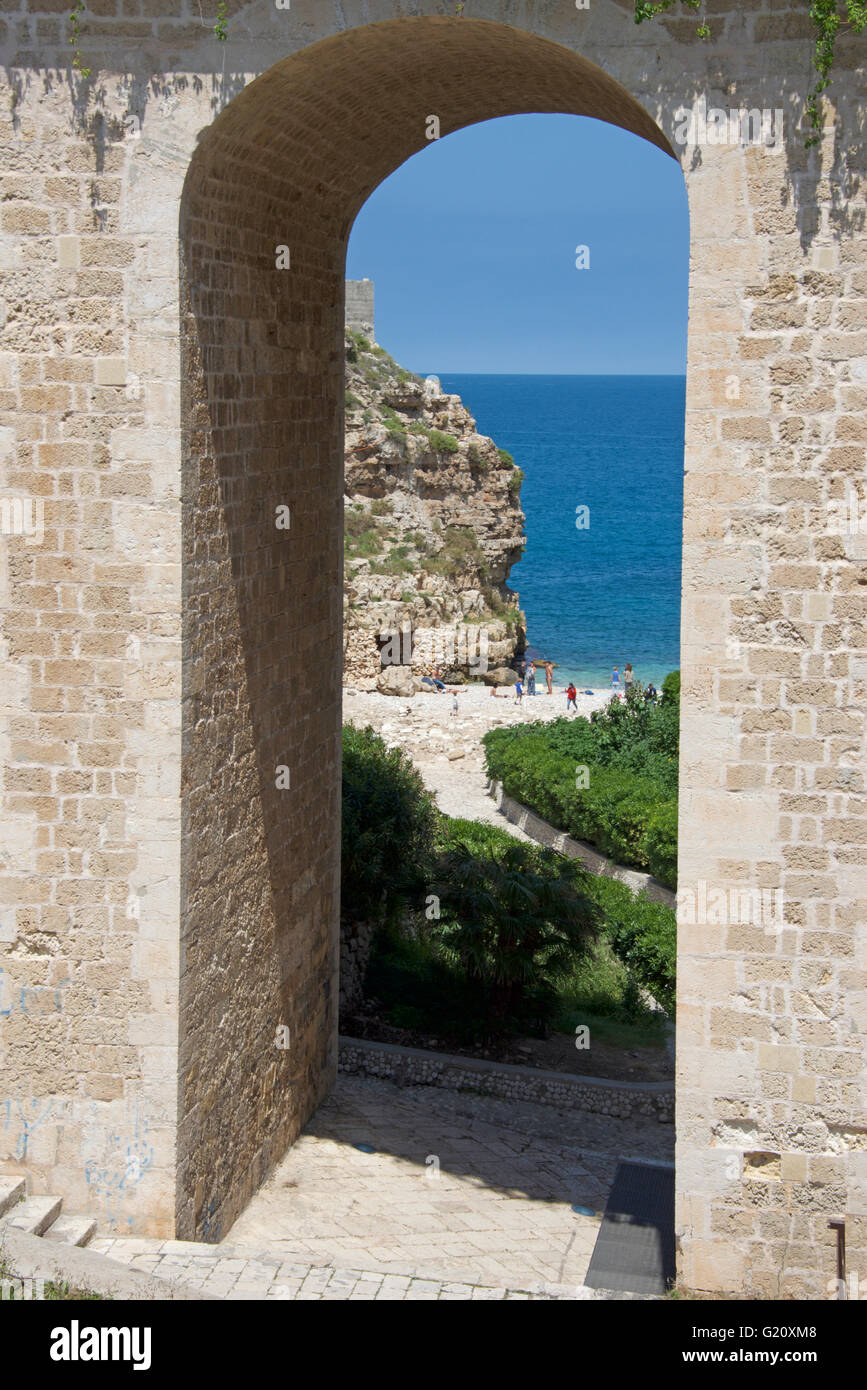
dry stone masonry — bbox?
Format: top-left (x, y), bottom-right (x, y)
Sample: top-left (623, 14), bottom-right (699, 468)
top-left (0, 0), bottom-right (864, 1295)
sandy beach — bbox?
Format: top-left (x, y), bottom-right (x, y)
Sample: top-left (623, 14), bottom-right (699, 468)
top-left (343, 680), bottom-right (612, 829)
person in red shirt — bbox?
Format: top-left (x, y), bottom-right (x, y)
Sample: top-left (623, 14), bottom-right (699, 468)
top-left (566, 683), bottom-right (577, 711)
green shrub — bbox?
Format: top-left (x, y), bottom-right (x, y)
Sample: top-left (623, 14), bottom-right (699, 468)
top-left (640, 800), bottom-right (678, 888)
top-left (427, 525), bottom-right (487, 581)
top-left (497, 449), bottom-right (515, 467)
top-left (432, 826), bottom-right (599, 1029)
top-left (662, 669), bottom-right (680, 705)
top-left (440, 818), bottom-right (676, 1017)
top-left (344, 511), bottom-right (386, 558)
top-left (345, 509), bottom-right (374, 539)
top-left (371, 547), bottom-right (414, 577)
top-left (587, 875), bottom-right (676, 1014)
top-left (428, 429), bottom-right (460, 454)
top-left (370, 498), bottom-right (393, 516)
top-left (483, 675), bottom-right (680, 885)
top-left (507, 468), bottom-right (523, 497)
top-left (468, 442), bottom-right (489, 471)
top-left (341, 725), bottom-right (437, 922)
top-left (345, 390), bottom-right (360, 410)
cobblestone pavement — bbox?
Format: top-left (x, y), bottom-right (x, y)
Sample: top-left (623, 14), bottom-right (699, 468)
top-left (86, 1243), bottom-right (593, 1300)
top-left (93, 1074), bottom-right (673, 1298)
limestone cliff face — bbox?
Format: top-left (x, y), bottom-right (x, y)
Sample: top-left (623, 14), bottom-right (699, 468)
top-left (343, 328), bottom-right (526, 691)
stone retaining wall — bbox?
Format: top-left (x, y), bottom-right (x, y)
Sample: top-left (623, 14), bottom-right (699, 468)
top-left (339, 919), bottom-right (376, 1014)
top-left (487, 781), bottom-right (676, 908)
top-left (338, 1036), bottom-right (674, 1123)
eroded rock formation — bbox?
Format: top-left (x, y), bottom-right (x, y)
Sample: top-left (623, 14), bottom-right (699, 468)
top-left (343, 329), bottom-right (526, 691)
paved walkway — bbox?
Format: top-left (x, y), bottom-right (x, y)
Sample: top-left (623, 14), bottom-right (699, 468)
top-left (93, 1074), bottom-right (673, 1298)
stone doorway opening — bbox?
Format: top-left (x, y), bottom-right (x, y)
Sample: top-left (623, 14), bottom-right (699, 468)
top-left (178, 15), bottom-right (679, 1243)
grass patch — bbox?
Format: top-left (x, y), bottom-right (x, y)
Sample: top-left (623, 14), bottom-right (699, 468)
top-left (426, 525), bottom-right (488, 581)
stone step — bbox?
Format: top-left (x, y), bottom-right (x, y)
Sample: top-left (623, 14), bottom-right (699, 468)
top-left (1, 1194), bottom-right (63, 1237)
top-left (0, 1175), bottom-right (26, 1219)
top-left (43, 1213), bottom-right (98, 1248)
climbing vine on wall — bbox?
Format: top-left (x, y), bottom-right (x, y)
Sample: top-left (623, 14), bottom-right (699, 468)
top-left (68, 0), bottom-right (91, 79)
top-left (634, 0), bottom-right (867, 146)
top-left (64, 0), bottom-right (865, 145)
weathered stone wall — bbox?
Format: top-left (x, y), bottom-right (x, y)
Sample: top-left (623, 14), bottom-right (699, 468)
top-left (345, 279), bottom-right (375, 340)
top-left (0, 0), bottom-right (863, 1290)
top-left (338, 1036), bottom-right (674, 1122)
top-left (338, 920), bottom-right (376, 1015)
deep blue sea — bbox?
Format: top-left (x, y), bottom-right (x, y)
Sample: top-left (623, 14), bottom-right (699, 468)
top-left (436, 374), bottom-right (685, 691)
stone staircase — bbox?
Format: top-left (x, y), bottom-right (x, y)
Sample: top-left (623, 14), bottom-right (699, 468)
top-left (0, 1174), bottom-right (97, 1249)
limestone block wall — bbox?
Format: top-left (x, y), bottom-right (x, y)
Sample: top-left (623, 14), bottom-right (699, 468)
top-left (345, 279), bottom-right (375, 340)
top-left (0, 0), bottom-right (863, 1288)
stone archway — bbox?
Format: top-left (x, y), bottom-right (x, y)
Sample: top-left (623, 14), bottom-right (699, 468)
top-left (176, 14), bottom-right (681, 1243)
top-left (1, 0), bottom-right (863, 1296)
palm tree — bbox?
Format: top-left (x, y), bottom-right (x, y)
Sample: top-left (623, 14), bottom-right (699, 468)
top-left (431, 839), bottom-right (599, 1029)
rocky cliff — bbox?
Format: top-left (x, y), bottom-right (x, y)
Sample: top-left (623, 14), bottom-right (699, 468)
top-left (343, 327), bottom-right (526, 692)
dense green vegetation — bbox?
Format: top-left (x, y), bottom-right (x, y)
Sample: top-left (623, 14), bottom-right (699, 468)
top-left (428, 429), bottom-right (460, 454)
top-left (341, 726), bottom-right (677, 1038)
top-left (341, 724), bottom-right (438, 922)
top-left (426, 524), bottom-right (488, 581)
top-left (430, 821), bottom-right (599, 1027)
top-left (482, 676), bottom-right (680, 889)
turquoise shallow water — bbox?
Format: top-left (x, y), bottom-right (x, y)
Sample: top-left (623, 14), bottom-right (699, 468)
top-left (436, 374), bottom-right (685, 691)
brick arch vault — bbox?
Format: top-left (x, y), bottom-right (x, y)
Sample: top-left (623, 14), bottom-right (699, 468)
top-left (0, 2), bottom-right (864, 1296)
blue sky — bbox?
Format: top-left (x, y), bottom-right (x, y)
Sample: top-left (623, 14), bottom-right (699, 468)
top-left (346, 113), bottom-right (689, 375)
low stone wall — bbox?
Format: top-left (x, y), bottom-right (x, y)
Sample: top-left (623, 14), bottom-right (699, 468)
top-left (339, 919), bottom-right (377, 1013)
top-left (487, 781), bottom-right (676, 908)
top-left (338, 1036), bottom-right (673, 1123)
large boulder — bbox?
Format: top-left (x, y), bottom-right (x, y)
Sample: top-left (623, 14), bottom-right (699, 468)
top-left (376, 665), bottom-right (416, 697)
top-left (481, 665), bottom-right (518, 687)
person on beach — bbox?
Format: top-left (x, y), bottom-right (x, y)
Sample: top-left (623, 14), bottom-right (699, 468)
top-left (526, 662), bottom-right (536, 696)
top-left (430, 666), bottom-right (446, 692)
top-left (566, 682), bottom-right (577, 712)
top-left (544, 661), bottom-right (554, 695)
top-left (611, 666), bottom-right (621, 693)
top-left (451, 692), bottom-right (459, 717)
top-left (645, 682), bottom-right (657, 704)
top-left (514, 678), bottom-right (523, 704)
top-left (624, 663), bottom-right (634, 695)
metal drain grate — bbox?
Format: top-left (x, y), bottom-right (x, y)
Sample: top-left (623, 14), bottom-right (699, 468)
top-left (583, 1159), bottom-right (676, 1296)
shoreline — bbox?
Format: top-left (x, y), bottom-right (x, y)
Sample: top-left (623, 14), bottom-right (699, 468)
top-left (343, 679), bottom-right (612, 829)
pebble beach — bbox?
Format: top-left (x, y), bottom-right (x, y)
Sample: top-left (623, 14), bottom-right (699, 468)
top-left (343, 681), bottom-right (612, 828)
